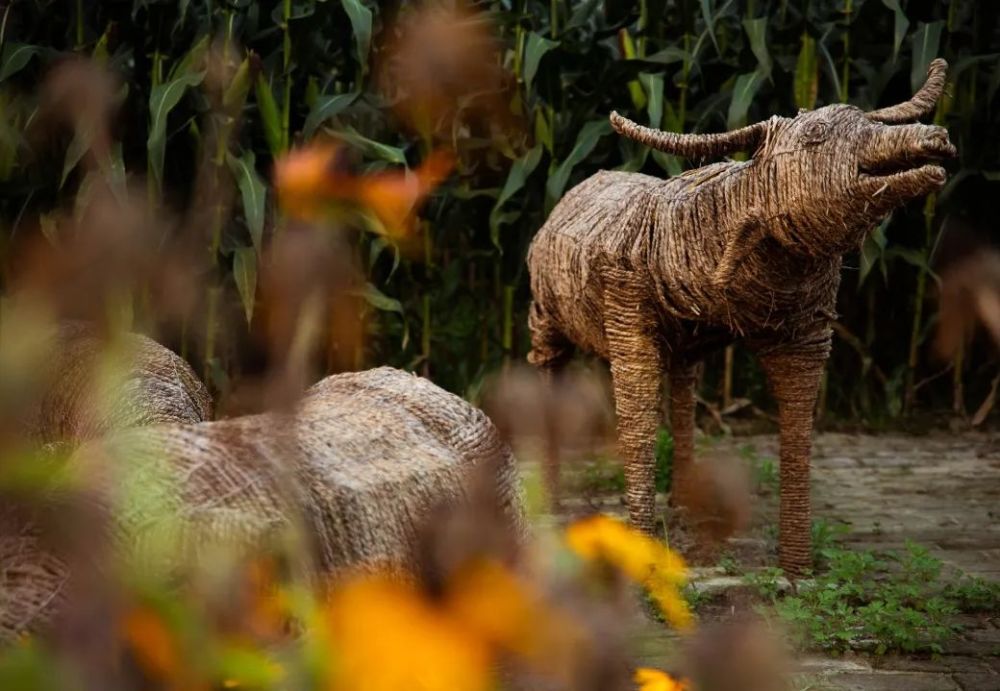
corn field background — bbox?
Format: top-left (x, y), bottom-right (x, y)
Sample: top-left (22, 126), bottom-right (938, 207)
top-left (0, 0), bottom-right (998, 425)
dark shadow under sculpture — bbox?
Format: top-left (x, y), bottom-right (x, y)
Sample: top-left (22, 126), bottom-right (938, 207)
top-left (527, 59), bottom-right (955, 576)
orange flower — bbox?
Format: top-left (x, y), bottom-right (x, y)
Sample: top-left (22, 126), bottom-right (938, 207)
top-left (274, 143), bottom-right (453, 237)
top-left (445, 558), bottom-right (583, 668)
top-left (377, 3), bottom-right (507, 140)
top-left (323, 575), bottom-right (492, 691)
top-left (321, 559), bottom-right (588, 691)
top-left (634, 667), bottom-right (691, 691)
top-left (244, 557), bottom-right (291, 641)
top-left (122, 605), bottom-right (180, 683)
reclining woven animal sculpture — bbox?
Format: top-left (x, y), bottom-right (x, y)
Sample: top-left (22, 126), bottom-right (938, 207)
top-left (1, 322), bottom-right (213, 642)
top-left (527, 59), bottom-right (955, 576)
top-left (18, 321), bottom-right (213, 444)
top-left (1, 366), bottom-right (522, 642)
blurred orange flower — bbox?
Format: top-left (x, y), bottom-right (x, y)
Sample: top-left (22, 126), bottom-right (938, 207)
top-left (122, 605), bottom-right (180, 683)
top-left (634, 667), bottom-right (691, 691)
top-left (322, 558), bottom-right (584, 691)
top-left (378, 2), bottom-right (507, 140)
top-left (323, 575), bottom-right (492, 691)
top-left (274, 143), bottom-right (454, 237)
top-left (566, 515), bottom-right (692, 630)
top-left (244, 557), bottom-right (292, 641)
top-left (446, 558), bottom-right (583, 668)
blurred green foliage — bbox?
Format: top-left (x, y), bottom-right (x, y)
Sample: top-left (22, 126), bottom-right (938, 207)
top-left (0, 0), bottom-right (998, 420)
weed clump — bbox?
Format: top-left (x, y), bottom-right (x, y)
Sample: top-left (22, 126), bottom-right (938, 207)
top-left (746, 541), bottom-right (997, 655)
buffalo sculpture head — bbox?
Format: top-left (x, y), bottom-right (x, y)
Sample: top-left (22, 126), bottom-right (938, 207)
top-left (610, 58), bottom-right (956, 256)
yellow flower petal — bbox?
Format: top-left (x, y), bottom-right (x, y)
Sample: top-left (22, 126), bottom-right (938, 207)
top-left (634, 667), bottom-right (690, 691)
top-left (566, 515), bottom-right (691, 630)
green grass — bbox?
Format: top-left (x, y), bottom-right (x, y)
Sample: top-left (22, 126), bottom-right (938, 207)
top-left (738, 443), bottom-right (778, 495)
top-left (742, 541), bottom-right (998, 655)
top-left (575, 426), bottom-right (674, 495)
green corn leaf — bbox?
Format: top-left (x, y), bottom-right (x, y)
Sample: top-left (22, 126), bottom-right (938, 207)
top-left (0, 44), bottom-right (42, 82)
top-left (147, 70), bottom-right (205, 191)
top-left (60, 82), bottom-right (130, 191)
top-left (169, 35), bottom-right (210, 81)
top-left (303, 92), bottom-right (358, 140)
top-left (39, 214), bottom-right (59, 247)
top-left (222, 57), bottom-right (253, 112)
top-left (369, 236), bottom-right (401, 279)
top-left (859, 216), bottom-right (890, 286)
top-left (816, 39), bottom-right (843, 105)
top-left (341, 0), bottom-right (373, 74)
top-left (794, 32), bottom-right (818, 111)
top-left (727, 71), bottom-right (765, 129)
top-left (619, 73), bottom-right (664, 173)
top-left (886, 246), bottom-right (937, 280)
top-left (642, 46), bottom-right (689, 65)
top-left (60, 130), bottom-right (90, 189)
top-left (335, 126), bottom-right (407, 164)
top-left (523, 32), bottom-right (559, 91)
top-left (880, 0), bottom-right (910, 62)
top-left (232, 247), bottom-right (257, 326)
top-left (226, 151), bottom-right (267, 255)
top-left (742, 18), bottom-right (772, 80)
top-left (357, 282), bottom-right (403, 314)
top-left (92, 25), bottom-right (112, 64)
top-left (255, 75), bottom-right (284, 157)
top-left (546, 119), bottom-right (612, 212)
top-left (642, 72), bottom-right (665, 129)
top-left (566, 0), bottom-right (601, 31)
top-left (534, 109), bottom-right (554, 154)
top-left (619, 29), bottom-right (646, 110)
top-left (700, 0), bottom-right (721, 56)
top-left (911, 22), bottom-right (944, 92)
top-left (490, 144), bottom-right (543, 249)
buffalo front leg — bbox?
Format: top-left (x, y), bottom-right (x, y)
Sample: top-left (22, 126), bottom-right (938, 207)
top-left (758, 351), bottom-right (826, 578)
top-left (603, 272), bottom-right (663, 535)
top-left (669, 364), bottom-right (698, 508)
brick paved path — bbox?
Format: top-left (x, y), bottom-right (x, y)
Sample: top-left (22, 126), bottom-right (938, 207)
top-left (769, 433), bottom-right (999, 690)
top-left (565, 432), bottom-right (1000, 690)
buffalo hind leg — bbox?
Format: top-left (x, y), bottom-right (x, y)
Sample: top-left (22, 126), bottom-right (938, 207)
top-left (669, 364), bottom-right (699, 508)
top-left (527, 300), bottom-right (573, 509)
top-left (603, 270), bottom-right (663, 536)
top-left (758, 349), bottom-right (826, 578)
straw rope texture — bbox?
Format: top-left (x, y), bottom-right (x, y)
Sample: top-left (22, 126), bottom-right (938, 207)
top-left (20, 321), bottom-right (213, 444)
top-left (1, 363), bottom-right (522, 642)
top-left (528, 59), bottom-right (955, 576)
top-left (2, 323), bottom-right (213, 644)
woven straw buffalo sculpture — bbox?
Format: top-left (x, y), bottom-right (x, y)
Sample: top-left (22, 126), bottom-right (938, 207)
top-left (527, 59), bottom-right (955, 575)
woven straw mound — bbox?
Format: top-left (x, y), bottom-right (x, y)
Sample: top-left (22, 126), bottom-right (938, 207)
top-left (1, 367), bottom-right (522, 643)
top-left (21, 321), bottom-right (213, 444)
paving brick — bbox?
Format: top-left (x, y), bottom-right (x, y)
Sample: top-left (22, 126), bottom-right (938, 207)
top-left (818, 672), bottom-right (958, 690)
top-left (875, 656), bottom-right (990, 674)
top-left (953, 672), bottom-right (1000, 691)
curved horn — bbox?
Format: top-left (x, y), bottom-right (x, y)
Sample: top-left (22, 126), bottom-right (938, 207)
top-left (867, 58), bottom-right (948, 124)
top-left (609, 111), bottom-right (768, 159)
